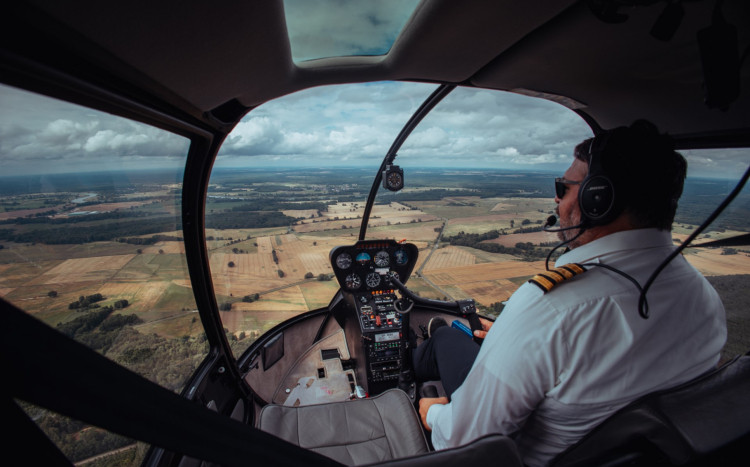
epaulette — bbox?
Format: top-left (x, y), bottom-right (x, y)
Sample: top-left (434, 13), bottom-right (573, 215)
top-left (528, 263), bottom-right (587, 293)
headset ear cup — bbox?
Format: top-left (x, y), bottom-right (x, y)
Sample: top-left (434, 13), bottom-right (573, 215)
top-left (579, 174), bottom-right (616, 225)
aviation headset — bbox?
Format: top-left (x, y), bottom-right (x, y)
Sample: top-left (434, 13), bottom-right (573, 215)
top-left (578, 131), bottom-right (624, 226)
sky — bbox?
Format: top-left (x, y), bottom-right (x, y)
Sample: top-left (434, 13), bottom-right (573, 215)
top-left (215, 82), bottom-right (594, 172)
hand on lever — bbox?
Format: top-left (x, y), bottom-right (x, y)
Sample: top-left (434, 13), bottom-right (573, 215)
top-left (419, 396), bottom-right (448, 431)
top-left (472, 317), bottom-right (493, 339)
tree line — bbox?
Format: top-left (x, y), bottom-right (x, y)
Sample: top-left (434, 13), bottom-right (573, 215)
top-left (0, 209), bottom-right (165, 225)
top-left (0, 217), bottom-right (180, 245)
top-left (227, 200), bottom-right (327, 212)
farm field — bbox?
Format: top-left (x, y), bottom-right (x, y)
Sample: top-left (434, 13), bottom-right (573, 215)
top-left (684, 248), bottom-right (750, 276)
top-left (422, 257), bottom-right (546, 306)
top-left (2, 168), bottom-right (749, 357)
top-left (5, 223), bottom-right (743, 341)
top-left (483, 230), bottom-right (560, 247)
top-left (412, 196), bottom-right (555, 237)
top-left (293, 202), bottom-right (439, 234)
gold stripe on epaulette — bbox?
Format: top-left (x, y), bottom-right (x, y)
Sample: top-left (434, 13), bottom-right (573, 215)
top-left (529, 263), bottom-right (586, 293)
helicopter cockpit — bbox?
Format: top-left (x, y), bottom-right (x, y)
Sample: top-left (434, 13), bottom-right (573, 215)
top-left (2, 1), bottom-right (750, 466)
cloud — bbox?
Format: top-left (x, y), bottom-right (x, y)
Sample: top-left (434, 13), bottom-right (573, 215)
top-left (395, 87), bottom-right (593, 169)
top-left (218, 82), bottom-right (436, 163)
top-left (682, 148), bottom-right (750, 179)
top-left (0, 85), bottom-right (189, 174)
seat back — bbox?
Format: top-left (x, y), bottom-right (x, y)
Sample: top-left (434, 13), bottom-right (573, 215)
top-left (552, 354), bottom-right (750, 466)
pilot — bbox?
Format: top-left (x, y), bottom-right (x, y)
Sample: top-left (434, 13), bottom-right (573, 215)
top-left (413, 119), bottom-right (727, 466)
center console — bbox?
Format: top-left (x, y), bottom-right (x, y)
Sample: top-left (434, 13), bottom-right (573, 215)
top-left (329, 240), bottom-right (418, 395)
top-left (359, 291), bottom-right (404, 387)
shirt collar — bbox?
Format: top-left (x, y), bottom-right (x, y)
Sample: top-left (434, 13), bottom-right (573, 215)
top-left (555, 228), bottom-right (674, 266)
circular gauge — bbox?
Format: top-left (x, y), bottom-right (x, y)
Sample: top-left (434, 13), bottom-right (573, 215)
top-left (335, 252), bottom-right (352, 270)
top-left (345, 273), bottom-right (362, 290)
top-left (355, 251), bottom-right (371, 265)
top-left (383, 167), bottom-right (404, 191)
top-left (365, 272), bottom-right (381, 288)
top-left (374, 250), bottom-right (390, 267)
top-left (394, 249), bottom-right (408, 265)
top-left (387, 171), bottom-right (403, 189)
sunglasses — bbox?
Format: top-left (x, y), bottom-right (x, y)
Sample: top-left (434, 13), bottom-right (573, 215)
top-left (555, 177), bottom-right (582, 198)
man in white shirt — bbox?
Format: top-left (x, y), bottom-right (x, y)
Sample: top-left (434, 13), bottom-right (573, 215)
top-left (414, 120), bottom-right (727, 466)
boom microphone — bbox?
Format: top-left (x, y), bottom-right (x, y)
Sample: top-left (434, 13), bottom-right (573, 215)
top-left (542, 215), bottom-right (585, 232)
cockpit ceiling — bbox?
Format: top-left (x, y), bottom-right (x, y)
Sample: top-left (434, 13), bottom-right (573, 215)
top-left (472, 1), bottom-right (750, 138)
top-left (11, 0), bottom-right (750, 140)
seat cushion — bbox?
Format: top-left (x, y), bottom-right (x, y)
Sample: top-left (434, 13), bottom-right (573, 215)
top-left (258, 389), bottom-right (429, 465)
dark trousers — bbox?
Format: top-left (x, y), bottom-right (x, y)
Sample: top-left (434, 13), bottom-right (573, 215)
top-left (412, 326), bottom-right (480, 398)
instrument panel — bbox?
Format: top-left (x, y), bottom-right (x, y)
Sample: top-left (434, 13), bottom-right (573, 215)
top-left (329, 240), bottom-right (418, 292)
top-left (330, 240), bottom-right (419, 393)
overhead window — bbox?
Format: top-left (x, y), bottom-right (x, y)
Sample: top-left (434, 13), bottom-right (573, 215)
top-left (283, 0), bottom-right (421, 62)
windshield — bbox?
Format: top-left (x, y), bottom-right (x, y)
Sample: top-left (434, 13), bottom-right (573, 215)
top-left (209, 82), bottom-right (750, 365)
top-left (207, 82), bottom-right (437, 356)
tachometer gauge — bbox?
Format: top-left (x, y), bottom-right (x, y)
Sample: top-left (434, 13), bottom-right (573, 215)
top-left (335, 252), bottom-right (352, 270)
top-left (355, 251), bottom-right (371, 265)
top-left (365, 272), bottom-right (381, 288)
top-left (394, 249), bottom-right (408, 265)
top-left (374, 250), bottom-right (390, 267)
top-left (345, 273), bottom-right (362, 290)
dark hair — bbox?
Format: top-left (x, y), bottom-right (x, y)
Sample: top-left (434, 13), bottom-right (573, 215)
top-left (574, 119), bottom-right (686, 230)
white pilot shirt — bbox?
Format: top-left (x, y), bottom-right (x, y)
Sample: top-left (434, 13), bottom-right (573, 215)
top-left (426, 228), bottom-right (727, 466)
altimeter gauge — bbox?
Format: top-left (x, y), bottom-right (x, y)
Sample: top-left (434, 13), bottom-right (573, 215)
top-left (374, 250), bottom-right (390, 267)
top-left (336, 252), bottom-right (352, 270)
top-left (365, 272), bottom-right (381, 288)
top-left (345, 273), bottom-right (362, 290)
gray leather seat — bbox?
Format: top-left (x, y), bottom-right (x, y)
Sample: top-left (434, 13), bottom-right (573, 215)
top-left (258, 389), bottom-right (429, 465)
top-left (551, 354), bottom-right (750, 466)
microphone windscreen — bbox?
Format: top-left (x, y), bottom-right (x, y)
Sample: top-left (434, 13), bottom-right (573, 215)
top-left (545, 215), bottom-right (557, 227)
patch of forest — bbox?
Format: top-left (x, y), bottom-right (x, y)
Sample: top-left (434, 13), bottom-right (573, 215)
top-left (205, 211), bottom-right (299, 229)
top-left (444, 229), bottom-right (552, 260)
